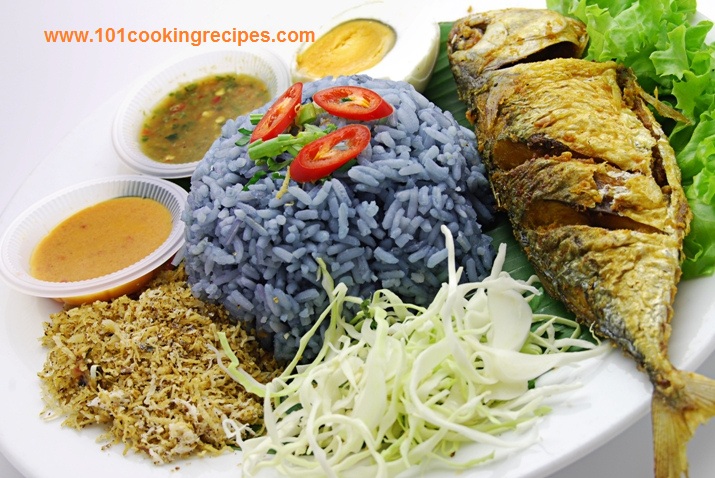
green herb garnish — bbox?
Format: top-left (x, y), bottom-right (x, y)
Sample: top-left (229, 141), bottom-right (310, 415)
top-left (247, 124), bottom-right (337, 161)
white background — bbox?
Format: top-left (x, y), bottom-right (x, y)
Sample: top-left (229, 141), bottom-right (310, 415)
top-left (1, 1), bottom-right (714, 477)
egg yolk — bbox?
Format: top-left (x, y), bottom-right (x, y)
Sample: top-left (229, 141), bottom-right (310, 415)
top-left (296, 19), bottom-right (396, 77)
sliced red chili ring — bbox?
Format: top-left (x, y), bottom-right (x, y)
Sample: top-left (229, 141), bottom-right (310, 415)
top-left (289, 124), bottom-right (371, 183)
top-left (250, 82), bottom-right (303, 143)
top-left (312, 86), bottom-right (393, 121)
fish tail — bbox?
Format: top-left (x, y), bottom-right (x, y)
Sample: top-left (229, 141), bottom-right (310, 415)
top-left (652, 371), bottom-right (715, 478)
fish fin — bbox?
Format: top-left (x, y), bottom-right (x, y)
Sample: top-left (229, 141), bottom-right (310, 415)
top-left (652, 371), bottom-right (715, 478)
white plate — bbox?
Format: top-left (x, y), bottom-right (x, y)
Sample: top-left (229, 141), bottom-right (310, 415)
top-left (1, 1), bottom-right (715, 478)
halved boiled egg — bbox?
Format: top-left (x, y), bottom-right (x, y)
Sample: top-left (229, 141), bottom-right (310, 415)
top-left (291, 1), bottom-right (440, 92)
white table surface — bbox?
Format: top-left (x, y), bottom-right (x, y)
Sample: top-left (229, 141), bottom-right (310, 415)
top-left (1, 1), bottom-right (714, 477)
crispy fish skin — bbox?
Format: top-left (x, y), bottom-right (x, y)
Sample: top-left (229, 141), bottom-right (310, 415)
top-left (448, 9), bottom-right (715, 478)
top-left (470, 59), bottom-right (691, 238)
top-left (449, 8), bottom-right (588, 90)
top-left (477, 59), bottom-right (692, 399)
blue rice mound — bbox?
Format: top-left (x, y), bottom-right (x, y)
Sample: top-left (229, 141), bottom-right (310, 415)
top-left (183, 75), bottom-right (495, 361)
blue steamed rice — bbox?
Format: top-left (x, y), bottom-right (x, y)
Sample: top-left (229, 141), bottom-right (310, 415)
top-left (182, 75), bottom-right (495, 361)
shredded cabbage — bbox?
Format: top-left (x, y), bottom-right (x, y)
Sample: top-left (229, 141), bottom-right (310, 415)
top-left (217, 226), bottom-right (607, 477)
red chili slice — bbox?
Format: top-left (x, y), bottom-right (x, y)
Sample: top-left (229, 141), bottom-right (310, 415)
top-left (250, 82), bottom-right (303, 143)
top-left (289, 124), bottom-right (371, 183)
top-left (312, 86), bottom-right (393, 121)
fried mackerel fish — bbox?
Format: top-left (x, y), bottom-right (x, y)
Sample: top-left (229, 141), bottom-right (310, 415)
top-left (448, 8), bottom-right (715, 478)
top-left (39, 265), bottom-right (282, 464)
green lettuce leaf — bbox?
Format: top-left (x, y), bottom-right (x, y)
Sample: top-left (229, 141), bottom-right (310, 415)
top-left (671, 69), bottom-right (712, 120)
top-left (652, 24), bottom-right (691, 79)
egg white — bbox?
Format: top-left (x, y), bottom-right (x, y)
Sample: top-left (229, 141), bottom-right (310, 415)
top-left (291, 1), bottom-right (441, 92)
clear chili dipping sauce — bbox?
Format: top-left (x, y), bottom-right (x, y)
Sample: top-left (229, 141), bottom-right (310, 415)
top-left (140, 73), bottom-right (270, 164)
